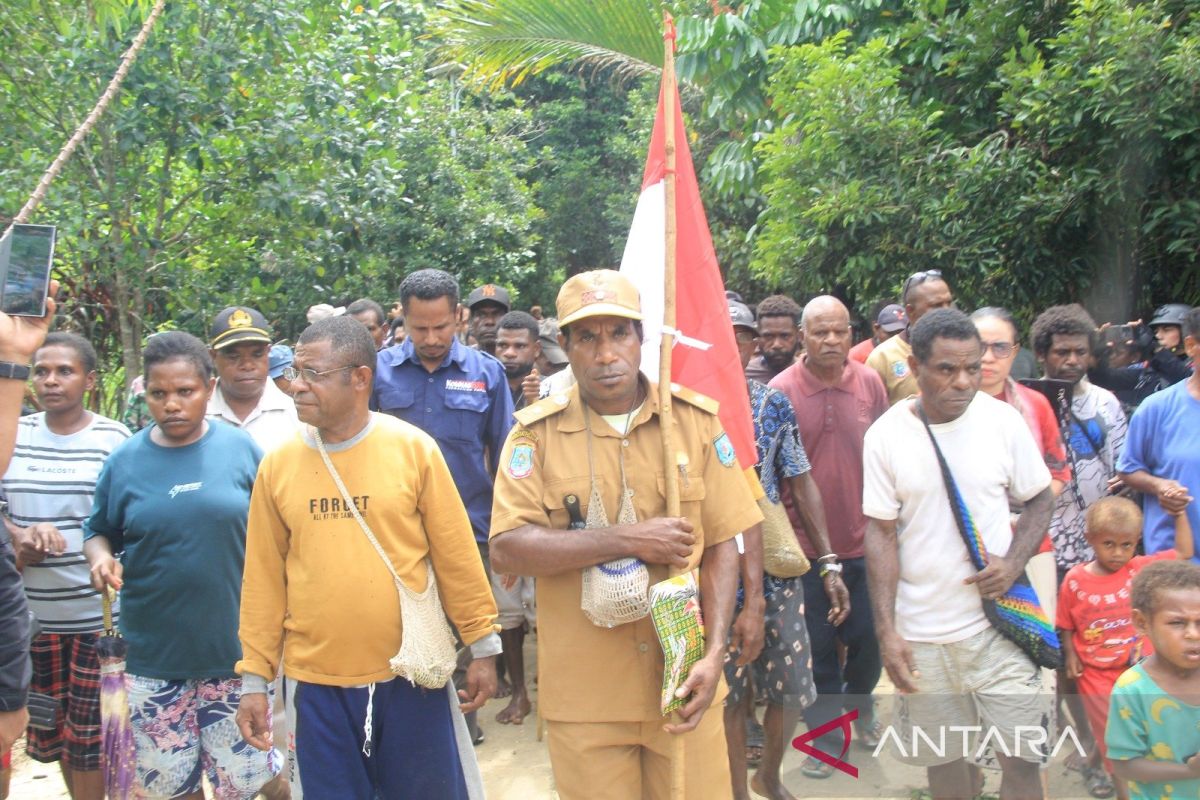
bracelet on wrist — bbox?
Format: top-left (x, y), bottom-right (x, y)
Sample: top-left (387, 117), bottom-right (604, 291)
top-left (816, 553), bottom-right (839, 563)
top-left (820, 562), bottom-right (844, 578)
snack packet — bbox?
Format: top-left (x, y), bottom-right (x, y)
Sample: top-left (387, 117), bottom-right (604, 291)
top-left (649, 572), bottom-right (705, 714)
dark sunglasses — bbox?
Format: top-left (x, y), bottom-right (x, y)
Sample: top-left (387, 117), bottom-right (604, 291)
top-left (901, 270), bottom-right (944, 303)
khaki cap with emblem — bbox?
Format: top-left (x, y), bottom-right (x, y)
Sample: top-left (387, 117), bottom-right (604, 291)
top-left (556, 269), bottom-right (644, 328)
top-left (209, 306), bottom-right (273, 350)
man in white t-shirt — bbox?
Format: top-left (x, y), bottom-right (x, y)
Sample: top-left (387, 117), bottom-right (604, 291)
top-left (206, 306), bottom-right (300, 453)
top-left (863, 308), bottom-right (1055, 799)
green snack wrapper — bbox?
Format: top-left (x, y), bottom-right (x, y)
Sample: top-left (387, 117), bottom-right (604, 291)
top-left (650, 572), bottom-right (705, 715)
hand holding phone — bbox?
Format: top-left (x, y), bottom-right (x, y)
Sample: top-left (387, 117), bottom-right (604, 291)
top-left (0, 224), bottom-right (55, 317)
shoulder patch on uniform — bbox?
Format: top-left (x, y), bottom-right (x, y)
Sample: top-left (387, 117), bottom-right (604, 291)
top-left (510, 428), bottom-right (538, 445)
top-left (713, 432), bottom-right (736, 467)
top-left (891, 361), bottom-right (909, 378)
top-left (507, 442), bottom-right (535, 479)
top-left (514, 395), bottom-right (567, 426)
top-left (670, 382), bottom-right (720, 415)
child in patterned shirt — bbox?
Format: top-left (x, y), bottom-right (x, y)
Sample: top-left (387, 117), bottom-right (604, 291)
top-left (1106, 560), bottom-right (1200, 800)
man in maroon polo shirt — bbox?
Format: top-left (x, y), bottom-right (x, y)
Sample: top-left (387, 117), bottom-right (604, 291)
top-left (770, 295), bottom-right (890, 779)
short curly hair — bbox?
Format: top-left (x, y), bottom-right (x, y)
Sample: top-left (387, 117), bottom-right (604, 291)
top-left (755, 295), bottom-right (802, 326)
top-left (399, 269), bottom-right (459, 310)
top-left (1030, 304), bottom-right (1097, 358)
top-left (1085, 496), bottom-right (1143, 538)
top-left (40, 332), bottom-right (98, 374)
top-left (144, 331), bottom-right (214, 382)
top-left (910, 308), bottom-right (981, 364)
top-left (1132, 560), bottom-right (1200, 616)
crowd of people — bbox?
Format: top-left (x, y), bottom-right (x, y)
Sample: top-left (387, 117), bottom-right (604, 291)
top-left (0, 266), bottom-right (1194, 800)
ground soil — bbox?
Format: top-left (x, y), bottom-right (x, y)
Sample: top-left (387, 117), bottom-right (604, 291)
top-left (10, 637), bottom-right (1106, 799)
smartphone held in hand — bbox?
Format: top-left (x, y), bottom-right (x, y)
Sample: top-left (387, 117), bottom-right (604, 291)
top-left (0, 224), bottom-right (55, 317)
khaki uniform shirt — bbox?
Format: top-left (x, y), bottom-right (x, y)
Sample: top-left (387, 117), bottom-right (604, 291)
top-left (207, 380), bottom-right (300, 453)
top-left (490, 379), bottom-right (762, 723)
top-left (865, 333), bottom-right (918, 406)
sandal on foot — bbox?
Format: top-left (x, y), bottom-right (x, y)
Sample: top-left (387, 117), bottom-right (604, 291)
top-left (800, 755), bottom-right (835, 779)
top-left (855, 715), bottom-right (885, 749)
top-left (1082, 765), bottom-right (1114, 799)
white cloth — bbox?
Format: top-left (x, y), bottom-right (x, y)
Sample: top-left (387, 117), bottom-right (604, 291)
top-left (1, 413), bottom-right (130, 632)
top-left (207, 379), bottom-right (300, 453)
top-left (862, 393), bottom-right (1051, 644)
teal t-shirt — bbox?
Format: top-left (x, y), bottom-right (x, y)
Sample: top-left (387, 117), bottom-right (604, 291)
top-left (1106, 662), bottom-right (1200, 799)
top-left (85, 422), bottom-right (262, 680)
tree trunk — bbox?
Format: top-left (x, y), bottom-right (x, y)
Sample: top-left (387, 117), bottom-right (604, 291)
top-left (112, 266), bottom-right (141, 393)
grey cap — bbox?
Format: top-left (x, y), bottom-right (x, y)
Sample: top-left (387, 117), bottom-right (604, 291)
top-left (876, 303), bottom-right (908, 333)
top-left (728, 301), bottom-right (756, 332)
top-left (538, 318), bottom-right (569, 365)
top-left (1150, 303), bottom-right (1192, 328)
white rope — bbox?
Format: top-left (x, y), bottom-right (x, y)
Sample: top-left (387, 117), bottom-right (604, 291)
top-left (362, 683), bottom-right (376, 758)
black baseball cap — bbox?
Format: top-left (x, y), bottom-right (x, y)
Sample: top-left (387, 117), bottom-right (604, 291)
top-left (210, 306), bottom-right (272, 350)
top-left (466, 284), bottom-right (511, 311)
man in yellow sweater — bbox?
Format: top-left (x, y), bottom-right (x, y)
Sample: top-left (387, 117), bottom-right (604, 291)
top-left (235, 316), bottom-right (499, 800)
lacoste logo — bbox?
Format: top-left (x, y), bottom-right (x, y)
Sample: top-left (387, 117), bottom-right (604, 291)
top-left (168, 482), bottom-right (203, 499)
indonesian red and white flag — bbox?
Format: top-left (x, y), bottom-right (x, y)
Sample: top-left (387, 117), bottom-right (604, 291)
top-left (618, 74), bottom-right (757, 469)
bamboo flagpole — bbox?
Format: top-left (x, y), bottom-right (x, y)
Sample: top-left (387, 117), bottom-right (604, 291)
top-left (4, 0), bottom-right (168, 237)
top-left (659, 12), bottom-right (686, 799)
top-left (659, 13), bottom-right (680, 519)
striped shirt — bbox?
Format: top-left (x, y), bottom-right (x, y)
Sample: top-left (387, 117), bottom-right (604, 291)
top-left (2, 413), bottom-right (130, 633)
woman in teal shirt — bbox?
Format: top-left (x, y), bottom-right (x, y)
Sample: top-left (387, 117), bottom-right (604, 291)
top-left (84, 332), bottom-right (284, 800)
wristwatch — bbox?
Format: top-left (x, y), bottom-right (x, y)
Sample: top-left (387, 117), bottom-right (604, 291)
top-left (0, 361), bottom-right (30, 381)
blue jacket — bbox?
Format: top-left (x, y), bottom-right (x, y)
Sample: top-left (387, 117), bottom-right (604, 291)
top-left (372, 339), bottom-right (513, 543)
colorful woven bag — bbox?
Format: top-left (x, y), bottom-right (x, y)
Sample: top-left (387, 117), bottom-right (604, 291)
top-left (917, 405), bottom-right (1063, 671)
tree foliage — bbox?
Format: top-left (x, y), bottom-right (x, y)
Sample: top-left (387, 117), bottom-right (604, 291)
top-left (434, 0), bottom-right (664, 89)
top-left (754, 0), bottom-right (1200, 322)
top-left (0, 0), bottom-right (545, 405)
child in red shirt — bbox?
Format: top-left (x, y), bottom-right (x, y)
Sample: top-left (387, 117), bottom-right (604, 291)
top-left (1057, 496), bottom-right (1190, 799)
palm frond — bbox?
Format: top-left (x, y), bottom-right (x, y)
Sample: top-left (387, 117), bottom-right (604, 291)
top-left (434, 0), bottom-right (664, 90)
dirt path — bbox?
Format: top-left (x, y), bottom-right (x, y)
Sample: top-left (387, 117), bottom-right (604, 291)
top-left (10, 637), bottom-right (1104, 799)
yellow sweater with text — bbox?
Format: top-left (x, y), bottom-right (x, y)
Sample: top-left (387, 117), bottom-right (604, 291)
top-left (236, 413), bottom-right (498, 686)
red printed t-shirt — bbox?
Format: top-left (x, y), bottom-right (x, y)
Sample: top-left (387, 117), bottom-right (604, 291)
top-left (1056, 551), bottom-right (1175, 670)
top-left (770, 357), bottom-right (889, 559)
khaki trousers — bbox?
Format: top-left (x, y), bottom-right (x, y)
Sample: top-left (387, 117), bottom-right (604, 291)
top-left (545, 707), bottom-right (732, 800)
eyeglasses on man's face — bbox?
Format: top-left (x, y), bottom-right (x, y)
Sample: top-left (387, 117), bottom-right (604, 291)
top-left (281, 365), bottom-right (358, 384)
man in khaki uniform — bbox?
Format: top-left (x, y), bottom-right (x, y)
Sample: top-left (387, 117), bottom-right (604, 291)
top-left (866, 270), bottom-right (954, 405)
top-left (490, 270), bottom-right (761, 800)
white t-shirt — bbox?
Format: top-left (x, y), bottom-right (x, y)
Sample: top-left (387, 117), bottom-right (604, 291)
top-left (862, 392), bottom-right (1051, 644)
top-left (1, 412), bottom-right (130, 633)
top-left (207, 379), bottom-right (300, 453)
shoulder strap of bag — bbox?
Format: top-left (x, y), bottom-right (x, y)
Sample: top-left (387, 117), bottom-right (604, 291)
top-left (313, 427), bottom-right (404, 586)
top-left (914, 402), bottom-right (988, 573)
